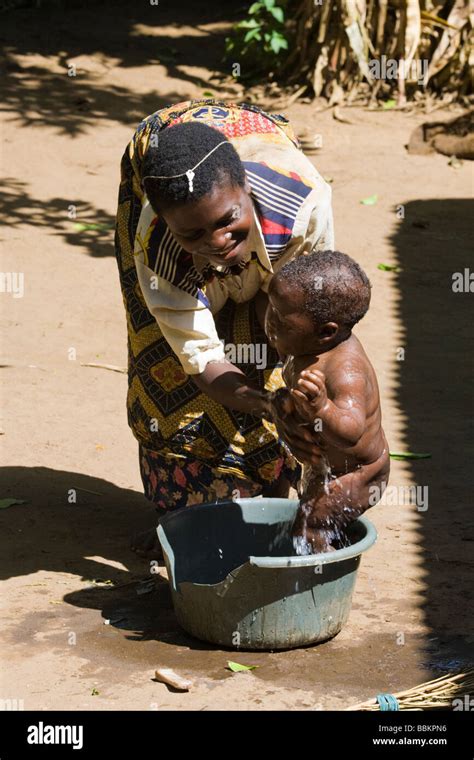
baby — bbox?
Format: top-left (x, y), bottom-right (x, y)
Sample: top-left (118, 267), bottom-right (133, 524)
top-left (265, 250), bottom-right (390, 554)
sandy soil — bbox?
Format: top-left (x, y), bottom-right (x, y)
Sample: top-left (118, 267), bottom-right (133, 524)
top-left (1, 1), bottom-right (473, 711)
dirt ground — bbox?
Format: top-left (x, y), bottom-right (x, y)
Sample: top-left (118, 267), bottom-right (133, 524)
top-left (1, 2), bottom-right (473, 711)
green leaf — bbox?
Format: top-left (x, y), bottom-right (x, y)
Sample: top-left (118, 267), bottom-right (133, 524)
top-left (382, 99), bottom-right (396, 110)
top-left (248, 1), bottom-right (263, 13)
top-left (389, 451), bottom-right (432, 460)
top-left (91, 688), bottom-right (100, 696)
top-left (263, 0), bottom-right (275, 8)
top-left (237, 18), bottom-right (260, 29)
top-left (377, 263), bottom-right (399, 272)
top-left (244, 28), bottom-right (262, 43)
top-left (360, 194), bottom-right (378, 206)
top-left (0, 498), bottom-right (27, 509)
top-left (202, 91), bottom-right (214, 97)
top-left (227, 661), bottom-right (258, 672)
top-left (269, 6), bottom-right (284, 23)
top-left (73, 222), bottom-right (113, 232)
top-left (269, 34), bottom-right (288, 53)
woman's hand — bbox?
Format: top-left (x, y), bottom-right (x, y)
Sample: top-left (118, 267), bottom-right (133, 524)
top-left (267, 388), bottom-right (324, 466)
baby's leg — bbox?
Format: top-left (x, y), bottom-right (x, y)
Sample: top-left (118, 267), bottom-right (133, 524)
top-left (293, 459), bottom-right (387, 553)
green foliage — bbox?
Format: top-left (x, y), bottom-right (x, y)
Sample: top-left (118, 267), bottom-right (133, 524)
top-left (225, 0), bottom-right (289, 77)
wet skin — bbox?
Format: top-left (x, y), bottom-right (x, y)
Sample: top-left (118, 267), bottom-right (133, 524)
top-left (265, 275), bottom-right (390, 553)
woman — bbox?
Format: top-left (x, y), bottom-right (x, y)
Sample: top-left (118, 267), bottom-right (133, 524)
top-left (114, 98), bottom-right (333, 555)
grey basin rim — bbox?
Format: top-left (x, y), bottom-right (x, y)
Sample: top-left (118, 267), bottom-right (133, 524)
top-left (249, 515), bottom-right (377, 567)
top-left (157, 498), bottom-right (377, 570)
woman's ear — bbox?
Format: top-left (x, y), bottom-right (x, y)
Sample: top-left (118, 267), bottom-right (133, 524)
top-left (244, 178), bottom-right (252, 195)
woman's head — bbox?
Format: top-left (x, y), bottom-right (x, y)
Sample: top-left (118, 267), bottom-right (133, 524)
top-left (142, 122), bottom-right (254, 267)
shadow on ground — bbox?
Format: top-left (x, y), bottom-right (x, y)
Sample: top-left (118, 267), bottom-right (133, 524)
top-left (0, 465), bottom-right (198, 648)
top-left (0, 0), bottom-right (244, 136)
top-left (0, 178), bottom-right (117, 257)
top-left (389, 198), bottom-right (474, 671)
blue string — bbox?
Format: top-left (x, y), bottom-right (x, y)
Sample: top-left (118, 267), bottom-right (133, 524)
top-left (376, 693), bottom-right (400, 711)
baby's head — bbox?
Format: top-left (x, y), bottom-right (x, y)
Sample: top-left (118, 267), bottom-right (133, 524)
top-left (266, 250), bottom-right (371, 357)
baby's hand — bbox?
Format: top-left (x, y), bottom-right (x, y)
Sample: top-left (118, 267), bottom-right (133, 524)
top-left (291, 369), bottom-right (329, 415)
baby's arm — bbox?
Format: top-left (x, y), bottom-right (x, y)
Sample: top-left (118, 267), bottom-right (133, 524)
top-left (291, 366), bottom-right (366, 448)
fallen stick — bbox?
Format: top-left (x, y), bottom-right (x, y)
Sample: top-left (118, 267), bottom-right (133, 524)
top-left (80, 362), bottom-right (127, 374)
top-left (73, 486), bottom-right (104, 496)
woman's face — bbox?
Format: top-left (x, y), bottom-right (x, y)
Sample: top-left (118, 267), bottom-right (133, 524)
top-left (160, 179), bottom-right (254, 268)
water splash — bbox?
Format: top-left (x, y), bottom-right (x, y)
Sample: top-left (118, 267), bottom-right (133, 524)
top-left (269, 519), bottom-right (294, 552)
top-left (292, 535), bottom-right (314, 555)
top-left (293, 456), bottom-right (355, 555)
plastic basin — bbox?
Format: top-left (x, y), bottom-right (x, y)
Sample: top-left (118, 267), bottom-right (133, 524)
top-left (157, 498), bottom-right (377, 650)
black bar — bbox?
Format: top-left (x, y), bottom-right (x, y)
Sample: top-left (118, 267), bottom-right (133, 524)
top-left (0, 709), bottom-right (472, 757)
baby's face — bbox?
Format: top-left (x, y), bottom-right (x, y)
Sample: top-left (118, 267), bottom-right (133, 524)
top-left (265, 277), bottom-right (317, 357)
